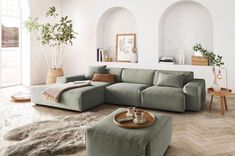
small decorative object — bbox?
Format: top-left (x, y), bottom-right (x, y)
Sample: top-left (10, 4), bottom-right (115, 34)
top-left (126, 107), bottom-right (135, 117)
top-left (133, 110), bottom-right (145, 124)
top-left (177, 49), bottom-right (185, 64)
top-left (116, 34), bottom-right (137, 62)
top-left (24, 6), bottom-right (77, 83)
top-left (193, 43), bottom-right (224, 91)
top-left (129, 48), bottom-right (138, 63)
top-left (11, 92), bottom-right (31, 102)
top-left (159, 56), bottom-right (175, 65)
top-left (192, 56), bottom-right (209, 66)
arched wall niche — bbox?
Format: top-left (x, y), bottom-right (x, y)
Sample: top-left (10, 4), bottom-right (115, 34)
top-left (159, 0), bottom-right (213, 65)
top-left (97, 7), bottom-right (137, 62)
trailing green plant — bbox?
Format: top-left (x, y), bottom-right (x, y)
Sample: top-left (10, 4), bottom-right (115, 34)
top-left (193, 43), bottom-right (224, 67)
top-left (24, 6), bottom-right (77, 69)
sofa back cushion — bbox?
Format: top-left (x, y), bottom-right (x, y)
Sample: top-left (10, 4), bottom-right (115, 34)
top-left (121, 68), bottom-right (155, 85)
top-left (156, 72), bottom-right (184, 88)
top-left (85, 65), bottom-right (107, 80)
top-left (106, 67), bottom-right (123, 82)
top-left (153, 70), bottom-right (194, 86)
top-left (92, 73), bottom-right (115, 83)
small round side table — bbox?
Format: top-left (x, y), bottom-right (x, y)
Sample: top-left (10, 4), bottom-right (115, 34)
top-left (207, 88), bottom-right (232, 115)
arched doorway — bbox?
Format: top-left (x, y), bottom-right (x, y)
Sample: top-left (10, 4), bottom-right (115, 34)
top-left (0, 0), bottom-right (21, 87)
top-left (0, 0), bottom-right (30, 87)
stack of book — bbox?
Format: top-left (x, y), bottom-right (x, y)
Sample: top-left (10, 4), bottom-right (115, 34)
top-left (97, 48), bottom-right (112, 62)
top-left (159, 56), bottom-right (175, 65)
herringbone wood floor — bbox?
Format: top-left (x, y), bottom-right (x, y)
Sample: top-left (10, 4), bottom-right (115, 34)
top-left (0, 86), bottom-right (235, 156)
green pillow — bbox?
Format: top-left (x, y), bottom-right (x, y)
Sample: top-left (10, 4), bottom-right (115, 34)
top-left (85, 65), bottom-right (107, 80)
top-left (156, 72), bottom-right (184, 88)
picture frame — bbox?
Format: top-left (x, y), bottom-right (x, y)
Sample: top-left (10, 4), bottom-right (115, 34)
top-left (116, 33), bottom-right (136, 62)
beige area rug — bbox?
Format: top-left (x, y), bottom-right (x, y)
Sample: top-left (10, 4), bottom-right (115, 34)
top-left (1, 105), bottom-right (118, 156)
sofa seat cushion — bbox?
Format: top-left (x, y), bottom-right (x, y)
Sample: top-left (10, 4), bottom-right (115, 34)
top-left (31, 81), bottom-right (111, 112)
top-left (141, 86), bottom-right (185, 112)
top-left (105, 83), bottom-right (150, 106)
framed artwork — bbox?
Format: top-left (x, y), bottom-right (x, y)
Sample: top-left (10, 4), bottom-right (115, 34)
top-left (116, 33), bottom-right (136, 62)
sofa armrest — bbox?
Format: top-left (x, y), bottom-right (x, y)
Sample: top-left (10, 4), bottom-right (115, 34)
top-left (56, 75), bottom-right (86, 83)
top-left (183, 79), bottom-right (206, 111)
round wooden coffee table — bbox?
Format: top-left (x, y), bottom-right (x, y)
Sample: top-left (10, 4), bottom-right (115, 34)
top-left (207, 88), bottom-right (232, 115)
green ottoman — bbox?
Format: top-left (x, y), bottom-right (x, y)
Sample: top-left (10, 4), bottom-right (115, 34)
top-left (86, 108), bottom-right (172, 156)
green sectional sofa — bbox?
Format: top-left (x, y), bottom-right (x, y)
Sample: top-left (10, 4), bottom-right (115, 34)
top-left (31, 66), bottom-right (205, 112)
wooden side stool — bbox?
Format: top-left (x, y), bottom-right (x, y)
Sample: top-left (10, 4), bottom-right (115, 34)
top-left (207, 88), bottom-right (232, 115)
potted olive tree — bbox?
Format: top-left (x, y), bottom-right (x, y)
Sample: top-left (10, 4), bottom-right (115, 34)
top-left (24, 6), bottom-right (77, 83)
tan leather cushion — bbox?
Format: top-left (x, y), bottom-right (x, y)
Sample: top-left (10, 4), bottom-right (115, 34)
top-left (92, 73), bottom-right (115, 83)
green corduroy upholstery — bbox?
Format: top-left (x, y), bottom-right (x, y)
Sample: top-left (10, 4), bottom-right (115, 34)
top-left (141, 86), bottom-right (185, 112)
top-left (183, 79), bottom-right (206, 111)
top-left (106, 83), bottom-right (149, 107)
top-left (86, 108), bottom-right (172, 156)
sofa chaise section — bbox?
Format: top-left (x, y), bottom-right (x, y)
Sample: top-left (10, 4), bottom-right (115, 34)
top-left (31, 81), bottom-right (110, 112)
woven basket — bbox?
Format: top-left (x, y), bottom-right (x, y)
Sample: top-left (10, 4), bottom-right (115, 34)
top-left (46, 68), bottom-right (64, 84)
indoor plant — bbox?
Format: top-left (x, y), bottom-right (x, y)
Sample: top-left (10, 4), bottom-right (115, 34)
top-left (24, 6), bottom-right (77, 83)
top-left (193, 43), bottom-right (224, 91)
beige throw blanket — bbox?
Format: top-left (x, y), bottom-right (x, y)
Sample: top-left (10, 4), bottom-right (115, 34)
top-left (41, 81), bottom-right (91, 103)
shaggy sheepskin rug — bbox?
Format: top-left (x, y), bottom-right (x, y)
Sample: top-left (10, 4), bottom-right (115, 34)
top-left (2, 106), bottom-right (117, 156)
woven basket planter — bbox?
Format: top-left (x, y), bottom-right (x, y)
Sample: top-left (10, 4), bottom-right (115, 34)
top-left (46, 68), bottom-right (64, 84)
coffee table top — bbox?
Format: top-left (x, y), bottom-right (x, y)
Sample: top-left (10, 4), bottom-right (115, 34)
top-left (207, 87), bottom-right (232, 96)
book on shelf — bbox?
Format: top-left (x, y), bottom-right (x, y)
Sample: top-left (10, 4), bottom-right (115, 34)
top-left (97, 48), bottom-right (100, 62)
top-left (97, 48), bottom-right (112, 62)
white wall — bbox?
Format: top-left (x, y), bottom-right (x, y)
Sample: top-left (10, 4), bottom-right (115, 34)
top-left (51, 0), bottom-right (235, 92)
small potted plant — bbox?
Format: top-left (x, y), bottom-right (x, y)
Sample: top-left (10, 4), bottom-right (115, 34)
top-left (24, 6), bottom-right (77, 83)
top-left (193, 43), bottom-right (224, 91)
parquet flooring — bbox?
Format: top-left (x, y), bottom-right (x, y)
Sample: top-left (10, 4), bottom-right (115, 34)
top-left (0, 86), bottom-right (235, 156)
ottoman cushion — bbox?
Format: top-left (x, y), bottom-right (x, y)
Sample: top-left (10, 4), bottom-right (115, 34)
top-left (86, 108), bottom-right (172, 156)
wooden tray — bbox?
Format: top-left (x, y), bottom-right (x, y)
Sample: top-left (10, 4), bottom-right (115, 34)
top-left (113, 110), bottom-right (156, 129)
